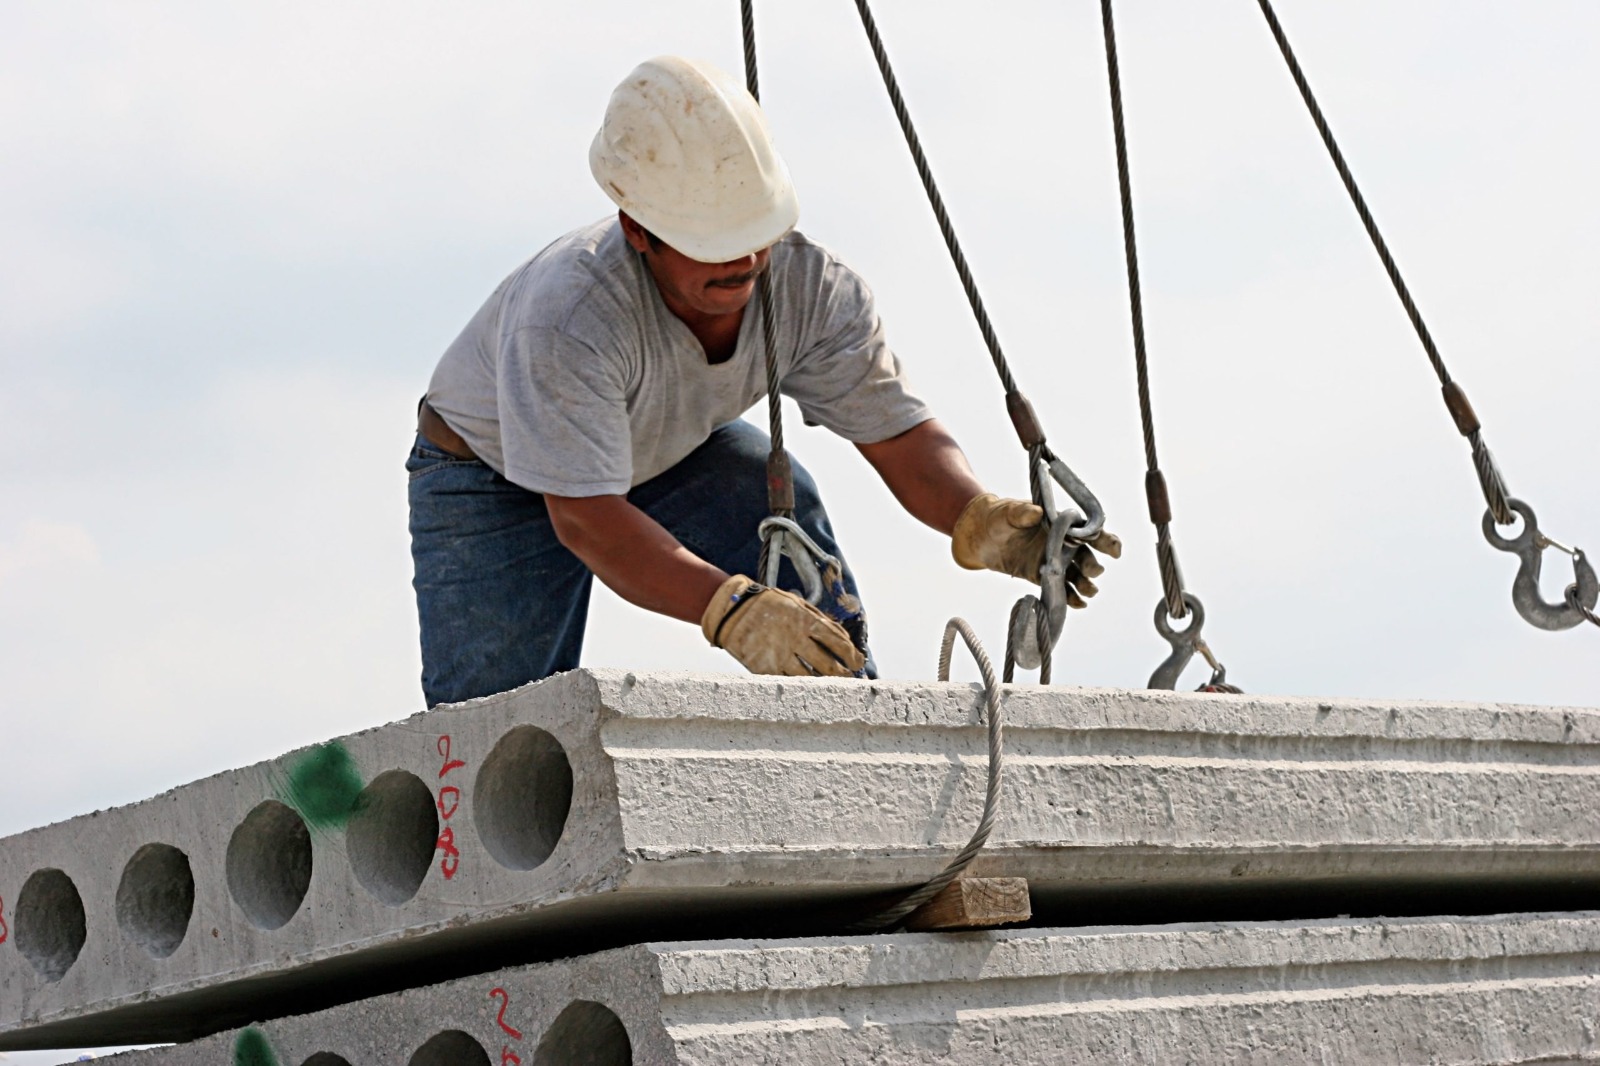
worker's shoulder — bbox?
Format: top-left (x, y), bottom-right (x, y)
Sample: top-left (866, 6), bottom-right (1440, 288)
top-left (773, 228), bottom-right (870, 294)
top-left (499, 217), bottom-right (640, 334)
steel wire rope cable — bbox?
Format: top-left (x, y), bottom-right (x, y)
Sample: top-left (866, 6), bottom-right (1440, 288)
top-left (848, 0), bottom-right (1113, 684)
top-left (1254, 0), bottom-right (1597, 632)
top-left (1100, 0), bottom-right (1240, 691)
top-left (740, 0), bottom-right (795, 543)
top-left (742, 3), bottom-right (875, 656)
top-left (848, 618), bottom-right (1006, 932)
top-left (1570, 591), bottom-right (1600, 629)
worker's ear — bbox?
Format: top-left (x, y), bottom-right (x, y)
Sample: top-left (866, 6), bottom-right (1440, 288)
top-left (618, 211), bottom-right (652, 254)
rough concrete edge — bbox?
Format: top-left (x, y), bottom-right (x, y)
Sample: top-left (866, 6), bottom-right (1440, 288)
top-left (0, 667), bottom-right (641, 1047)
top-left (586, 669), bottom-right (1600, 745)
top-left (91, 912), bottom-right (1600, 1065)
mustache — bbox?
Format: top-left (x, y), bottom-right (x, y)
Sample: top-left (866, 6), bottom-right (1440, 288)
top-left (705, 258), bottom-right (769, 290)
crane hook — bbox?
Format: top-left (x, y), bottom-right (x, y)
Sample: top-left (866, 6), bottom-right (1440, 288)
top-left (1482, 499), bottom-right (1598, 631)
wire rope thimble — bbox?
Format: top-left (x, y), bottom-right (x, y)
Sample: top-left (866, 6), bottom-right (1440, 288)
top-left (1482, 499), bottom-right (1599, 631)
top-left (1006, 503), bottom-right (1085, 677)
top-left (1005, 594), bottom-right (1057, 684)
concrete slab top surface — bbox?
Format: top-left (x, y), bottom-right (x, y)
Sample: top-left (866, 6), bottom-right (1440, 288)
top-left (1, 670), bottom-right (1597, 1047)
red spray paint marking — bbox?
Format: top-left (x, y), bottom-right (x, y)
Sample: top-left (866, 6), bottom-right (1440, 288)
top-left (436, 826), bottom-right (460, 878)
top-left (436, 735), bottom-right (465, 879)
top-left (438, 735), bottom-right (466, 777)
top-left (0, 895), bottom-right (8, 945)
top-left (491, 986), bottom-right (525, 1063)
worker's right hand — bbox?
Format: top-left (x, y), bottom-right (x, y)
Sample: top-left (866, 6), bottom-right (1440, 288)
top-left (951, 492), bottom-right (1122, 604)
top-left (701, 574), bottom-right (865, 678)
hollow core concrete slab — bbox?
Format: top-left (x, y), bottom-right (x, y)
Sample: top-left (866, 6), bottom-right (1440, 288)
top-left (1, 670), bottom-right (1597, 1047)
top-left (109, 912), bottom-right (1600, 1065)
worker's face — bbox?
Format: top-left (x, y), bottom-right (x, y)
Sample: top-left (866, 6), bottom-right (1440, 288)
top-left (620, 213), bottom-right (770, 319)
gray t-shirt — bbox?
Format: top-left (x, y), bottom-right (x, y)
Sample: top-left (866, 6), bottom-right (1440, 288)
top-left (425, 218), bottom-right (933, 496)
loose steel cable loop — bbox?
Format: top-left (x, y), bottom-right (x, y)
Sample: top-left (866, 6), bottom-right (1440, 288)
top-left (849, 617), bottom-right (1005, 932)
top-left (1253, 0), bottom-right (1513, 527)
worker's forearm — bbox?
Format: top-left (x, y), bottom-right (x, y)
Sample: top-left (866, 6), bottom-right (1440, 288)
top-left (857, 419), bottom-right (986, 535)
top-left (545, 495), bottom-right (728, 624)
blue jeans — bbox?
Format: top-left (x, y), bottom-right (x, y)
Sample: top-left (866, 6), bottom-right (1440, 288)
top-left (407, 419), bottom-right (872, 707)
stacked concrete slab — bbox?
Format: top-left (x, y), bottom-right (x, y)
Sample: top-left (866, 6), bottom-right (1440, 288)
top-left (100, 912), bottom-right (1600, 1064)
top-left (0, 669), bottom-right (1597, 1059)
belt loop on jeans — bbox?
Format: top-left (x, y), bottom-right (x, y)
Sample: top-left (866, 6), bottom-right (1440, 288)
top-left (417, 400), bottom-right (478, 460)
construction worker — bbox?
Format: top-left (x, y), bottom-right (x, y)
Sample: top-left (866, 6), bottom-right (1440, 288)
top-left (409, 56), bottom-right (1117, 708)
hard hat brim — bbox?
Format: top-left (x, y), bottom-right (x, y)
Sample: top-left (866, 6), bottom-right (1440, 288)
top-left (635, 188), bottom-right (799, 264)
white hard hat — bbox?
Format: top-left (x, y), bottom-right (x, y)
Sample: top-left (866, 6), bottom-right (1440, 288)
top-left (590, 55), bottom-right (799, 264)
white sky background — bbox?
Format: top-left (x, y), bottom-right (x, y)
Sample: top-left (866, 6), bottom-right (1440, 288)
top-left (1, 2), bottom-right (1598, 1057)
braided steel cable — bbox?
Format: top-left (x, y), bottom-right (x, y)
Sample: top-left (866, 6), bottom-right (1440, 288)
top-left (850, 617), bottom-right (1005, 932)
top-left (850, 0), bottom-right (1019, 399)
top-left (1254, 0), bottom-right (1513, 526)
top-left (740, 0), bottom-right (794, 519)
top-left (1100, 0), bottom-right (1187, 621)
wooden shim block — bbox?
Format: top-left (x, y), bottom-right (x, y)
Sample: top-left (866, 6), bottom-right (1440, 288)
top-left (904, 877), bottom-right (1032, 932)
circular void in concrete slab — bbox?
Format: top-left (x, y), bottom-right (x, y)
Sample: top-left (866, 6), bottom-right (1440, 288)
top-left (473, 725), bottom-right (573, 872)
top-left (346, 769), bottom-right (438, 905)
top-left (534, 1001), bottom-right (634, 1066)
top-left (226, 799), bottom-right (313, 931)
top-left (301, 1055), bottom-right (353, 1066)
top-left (409, 1030), bottom-right (490, 1066)
top-left (115, 843), bottom-right (195, 958)
top-left (14, 868), bottom-right (87, 982)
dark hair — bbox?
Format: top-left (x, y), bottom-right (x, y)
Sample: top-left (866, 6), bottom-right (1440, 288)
top-left (641, 228), bottom-right (666, 253)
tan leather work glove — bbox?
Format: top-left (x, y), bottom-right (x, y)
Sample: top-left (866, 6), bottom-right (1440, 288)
top-left (701, 575), bottom-right (866, 677)
top-left (951, 493), bottom-right (1123, 606)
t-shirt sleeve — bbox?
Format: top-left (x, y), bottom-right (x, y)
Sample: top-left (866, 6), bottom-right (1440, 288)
top-left (780, 256), bottom-right (934, 444)
top-left (497, 325), bottom-right (633, 496)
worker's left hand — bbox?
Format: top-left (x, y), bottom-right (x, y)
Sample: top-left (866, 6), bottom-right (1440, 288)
top-left (950, 493), bottom-right (1121, 606)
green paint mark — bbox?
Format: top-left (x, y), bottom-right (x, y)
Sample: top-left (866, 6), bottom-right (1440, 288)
top-left (234, 1027), bottom-right (280, 1066)
top-left (285, 741), bottom-right (363, 829)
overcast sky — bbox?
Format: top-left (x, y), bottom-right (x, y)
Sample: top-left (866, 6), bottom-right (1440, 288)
top-left (3, 3), bottom-right (1598, 1058)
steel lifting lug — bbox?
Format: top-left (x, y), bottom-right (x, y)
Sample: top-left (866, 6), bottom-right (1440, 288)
top-left (1482, 499), bottom-right (1599, 631)
top-left (1149, 592), bottom-right (1208, 690)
